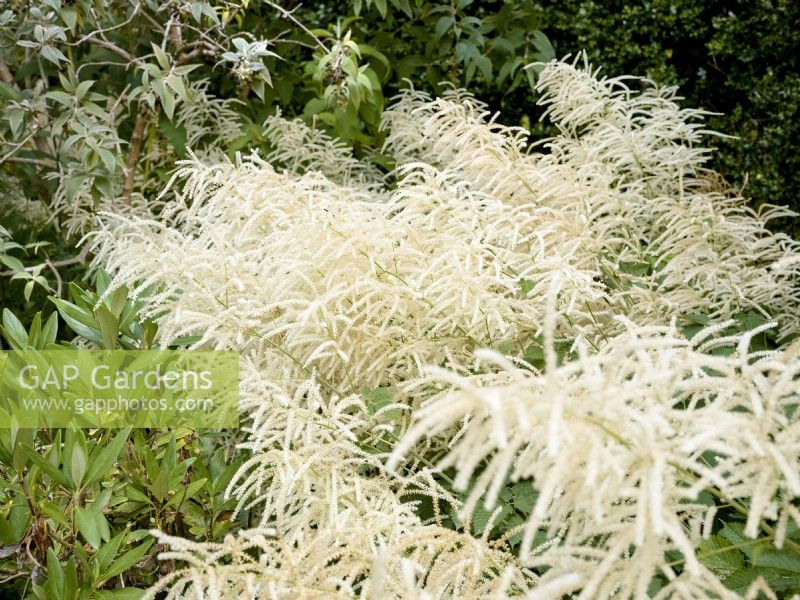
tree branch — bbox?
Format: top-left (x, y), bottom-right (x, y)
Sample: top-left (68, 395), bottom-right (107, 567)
top-left (88, 37), bottom-right (141, 65)
top-left (263, 1), bottom-right (328, 52)
top-left (122, 107), bottom-right (151, 204)
top-left (0, 59), bottom-right (12, 85)
top-left (0, 245), bottom-right (91, 278)
top-left (3, 156), bottom-right (55, 168)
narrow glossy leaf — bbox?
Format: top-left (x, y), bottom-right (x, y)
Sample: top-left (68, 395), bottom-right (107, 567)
top-left (94, 589), bottom-right (146, 600)
top-left (45, 547), bottom-right (64, 594)
top-left (19, 444), bottom-right (69, 487)
top-left (39, 502), bottom-right (70, 527)
top-left (63, 557), bottom-right (78, 599)
top-left (74, 506), bottom-right (101, 549)
top-left (70, 443), bottom-right (87, 488)
top-left (166, 478), bottom-right (207, 508)
top-left (27, 312), bottom-right (42, 348)
top-left (92, 530), bottom-right (126, 572)
top-left (41, 312), bottom-right (58, 346)
top-left (23, 280), bottom-right (35, 302)
top-left (103, 538), bottom-right (153, 579)
top-left (84, 427), bottom-right (131, 486)
top-left (149, 470), bottom-right (169, 502)
top-left (50, 297), bottom-right (103, 344)
top-left (94, 304), bottom-right (119, 349)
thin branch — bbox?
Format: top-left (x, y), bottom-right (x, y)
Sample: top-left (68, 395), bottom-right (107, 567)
top-left (0, 59), bottom-right (12, 84)
top-left (0, 245), bottom-right (91, 278)
top-left (263, 1), bottom-right (328, 52)
top-left (0, 131), bottom-right (36, 164)
top-left (108, 84), bottom-right (131, 125)
top-left (181, 23), bottom-right (228, 53)
top-left (176, 45), bottom-right (216, 65)
top-left (122, 106), bottom-right (151, 204)
top-left (140, 9), bottom-right (166, 33)
top-left (0, 570), bottom-right (27, 585)
top-left (170, 16), bottom-right (184, 52)
top-left (88, 37), bottom-right (140, 65)
top-left (70, 1), bottom-right (142, 45)
top-left (76, 59), bottom-right (129, 77)
top-left (162, 15), bottom-right (176, 52)
top-left (38, 244), bottom-right (91, 269)
top-left (45, 258), bottom-right (63, 297)
top-left (2, 156), bottom-right (55, 168)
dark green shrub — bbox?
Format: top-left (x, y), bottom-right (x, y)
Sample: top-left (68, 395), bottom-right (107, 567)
top-left (533, 0), bottom-right (800, 234)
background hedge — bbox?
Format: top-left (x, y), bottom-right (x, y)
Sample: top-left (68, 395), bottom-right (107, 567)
top-left (497, 0), bottom-right (800, 233)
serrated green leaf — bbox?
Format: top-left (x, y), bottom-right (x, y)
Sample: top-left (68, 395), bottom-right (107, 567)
top-left (698, 535), bottom-right (745, 574)
top-left (754, 549), bottom-right (800, 573)
top-left (510, 482), bottom-right (537, 514)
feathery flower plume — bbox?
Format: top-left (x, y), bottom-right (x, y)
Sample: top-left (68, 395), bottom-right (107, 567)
top-left (90, 55), bottom-right (800, 598)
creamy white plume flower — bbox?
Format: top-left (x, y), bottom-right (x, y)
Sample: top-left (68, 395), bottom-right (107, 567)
top-left (93, 151), bottom-right (603, 391)
top-left (389, 319), bottom-right (800, 597)
top-left (264, 112), bottom-right (386, 192)
top-left (90, 55), bottom-right (800, 598)
top-left (534, 56), bottom-right (800, 338)
top-left (381, 56), bottom-right (800, 339)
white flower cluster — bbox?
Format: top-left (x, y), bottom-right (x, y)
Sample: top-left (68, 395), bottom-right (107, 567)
top-left (263, 112), bottom-right (385, 192)
top-left (390, 319), bottom-right (800, 598)
top-left (93, 55), bottom-right (800, 598)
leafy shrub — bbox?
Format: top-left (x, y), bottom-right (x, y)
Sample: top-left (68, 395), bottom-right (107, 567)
top-left (0, 278), bottom-right (248, 597)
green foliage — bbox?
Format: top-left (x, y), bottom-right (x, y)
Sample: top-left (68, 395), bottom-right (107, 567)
top-left (696, 522), bottom-right (800, 594)
top-left (49, 270), bottom-right (160, 349)
top-left (0, 277), bottom-right (246, 597)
